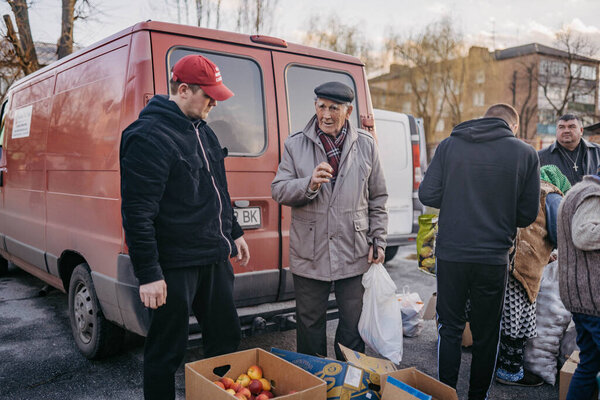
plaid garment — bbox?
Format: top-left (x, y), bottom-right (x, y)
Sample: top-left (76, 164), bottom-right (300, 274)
top-left (316, 120), bottom-right (349, 188)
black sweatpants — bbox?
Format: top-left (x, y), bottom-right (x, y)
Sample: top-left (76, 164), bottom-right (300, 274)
top-left (143, 261), bottom-right (241, 400)
top-left (436, 258), bottom-right (508, 400)
top-left (293, 274), bottom-right (364, 361)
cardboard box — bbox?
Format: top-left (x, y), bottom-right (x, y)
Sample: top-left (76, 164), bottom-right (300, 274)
top-left (425, 293), bottom-right (472, 347)
top-left (559, 350), bottom-right (579, 400)
top-left (271, 347), bottom-right (382, 399)
top-left (381, 376), bottom-right (432, 400)
top-left (381, 368), bottom-right (458, 400)
top-left (185, 348), bottom-right (326, 400)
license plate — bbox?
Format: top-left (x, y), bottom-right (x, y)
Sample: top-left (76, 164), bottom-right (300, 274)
top-left (233, 207), bottom-right (261, 229)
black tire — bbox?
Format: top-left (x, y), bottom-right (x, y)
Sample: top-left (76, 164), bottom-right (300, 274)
top-left (0, 256), bottom-right (8, 276)
top-left (68, 263), bottom-right (125, 359)
top-left (385, 246), bottom-right (399, 262)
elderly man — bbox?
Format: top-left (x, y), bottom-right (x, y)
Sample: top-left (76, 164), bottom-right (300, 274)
top-left (538, 113), bottom-right (600, 185)
top-left (271, 81), bottom-right (387, 360)
top-left (120, 54), bottom-right (249, 400)
top-left (558, 168), bottom-right (600, 400)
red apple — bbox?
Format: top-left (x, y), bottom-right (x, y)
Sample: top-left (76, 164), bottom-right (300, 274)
top-left (220, 377), bottom-right (234, 389)
top-left (248, 379), bottom-right (263, 395)
top-left (237, 373), bottom-right (251, 387)
top-left (234, 394), bottom-right (247, 400)
top-left (238, 387), bottom-right (251, 398)
top-left (256, 395), bottom-right (269, 400)
top-left (230, 382), bottom-right (242, 393)
top-left (214, 380), bottom-right (226, 389)
top-left (247, 365), bottom-right (263, 380)
top-left (259, 391), bottom-right (274, 399)
top-left (226, 388), bottom-right (236, 395)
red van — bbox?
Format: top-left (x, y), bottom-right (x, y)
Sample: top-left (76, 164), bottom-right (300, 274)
top-left (0, 21), bottom-right (375, 358)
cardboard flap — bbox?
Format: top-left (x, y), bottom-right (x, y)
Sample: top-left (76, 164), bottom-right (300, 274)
top-left (339, 343), bottom-right (398, 374)
top-left (382, 368), bottom-right (458, 400)
top-left (422, 293), bottom-right (437, 320)
top-left (382, 376), bottom-right (432, 400)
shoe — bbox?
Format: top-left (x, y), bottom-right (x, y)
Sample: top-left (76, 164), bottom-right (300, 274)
top-left (496, 370), bottom-right (544, 387)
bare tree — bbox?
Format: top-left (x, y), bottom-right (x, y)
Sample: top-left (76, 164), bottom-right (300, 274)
top-left (303, 13), bottom-right (376, 72)
top-left (385, 17), bottom-right (466, 146)
top-left (537, 29), bottom-right (598, 119)
top-left (4, 0), bottom-right (39, 73)
top-left (195, 0), bottom-right (222, 29)
top-left (235, 0), bottom-right (277, 35)
top-left (509, 61), bottom-right (538, 140)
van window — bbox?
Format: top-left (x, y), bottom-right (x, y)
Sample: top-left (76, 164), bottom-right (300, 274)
top-left (168, 49), bottom-right (267, 156)
top-left (285, 65), bottom-right (359, 134)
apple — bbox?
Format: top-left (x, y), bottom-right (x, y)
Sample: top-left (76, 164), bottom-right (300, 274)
top-left (213, 380), bottom-right (226, 389)
top-left (238, 387), bottom-right (252, 398)
top-left (259, 391), bottom-right (274, 399)
top-left (226, 388), bottom-right (237, 395)
top-left (258, 378), bottom-right (271, 391)
top-left (220, 377), bottom-right (234, 389)
top-left (236, 373), bottom-right (251, 387)
top-left (256, 395), bottom-right (269, 400)
top-left (247, 365), bottom-right (263, 380)
top-left (234, 394), bottom-right (247, 400)
top-left (230, 382), bottom-right (242, 393)
top-left (248, 379), bottom-right (263, 395)
top-left (287, 390), bottom-right (297, 394)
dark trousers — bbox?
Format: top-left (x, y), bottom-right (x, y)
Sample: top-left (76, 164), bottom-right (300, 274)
top-left (143, 261), bottom-right (241, 400)
top-left (293, 273), bottom-right (364, 361)
top-left (567, 313), bottom-right (600, 400)
top-left (436, 258), bottom-right (508, 400)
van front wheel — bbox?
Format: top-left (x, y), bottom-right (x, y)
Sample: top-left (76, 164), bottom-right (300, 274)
top-left (68, 264), bottom-right (125, 359)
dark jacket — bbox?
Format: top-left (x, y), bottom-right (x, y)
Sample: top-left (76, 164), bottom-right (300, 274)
top-left (120, 95), bottom-right (243, 285)
top-left (419, 117), bottom-right (540, 265)
top-left (538, 139), bottom-right (600, 184)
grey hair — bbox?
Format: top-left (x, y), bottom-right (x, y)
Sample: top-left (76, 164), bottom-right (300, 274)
top-left (314, 97), bottom-right (352, 107)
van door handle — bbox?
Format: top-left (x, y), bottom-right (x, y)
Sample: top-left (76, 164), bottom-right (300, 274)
top-left (0, 167), bottom-right (6, 187)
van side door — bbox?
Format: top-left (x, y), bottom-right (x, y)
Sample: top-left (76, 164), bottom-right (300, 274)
top-left (150, 33), bottom-right (280, 306)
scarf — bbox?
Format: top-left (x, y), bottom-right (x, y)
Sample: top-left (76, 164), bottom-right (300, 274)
top-left (540, 164), bottom-right (571, 194)
top-left (316, 120), bottom-right (349, 187)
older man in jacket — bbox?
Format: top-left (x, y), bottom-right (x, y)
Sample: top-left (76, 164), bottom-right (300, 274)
top-left (271, 81), bottom-right (388, 360)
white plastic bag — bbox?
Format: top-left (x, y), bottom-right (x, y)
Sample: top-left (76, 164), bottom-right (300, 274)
top-left (396, 286), bottom-right (424, 337)
top-left (523, 261), bottom-right (572, 385)
top-left (358, 263), bottom-right (403, 364)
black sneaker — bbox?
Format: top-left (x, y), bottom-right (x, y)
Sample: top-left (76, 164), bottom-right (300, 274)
top-left (496, 370), bottom-right (544, 387)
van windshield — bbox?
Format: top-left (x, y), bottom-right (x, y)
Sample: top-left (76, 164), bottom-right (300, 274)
top-left (168, 49), bottom-right (267, 156)
top-left (285, 65), bottom-right (359, 134)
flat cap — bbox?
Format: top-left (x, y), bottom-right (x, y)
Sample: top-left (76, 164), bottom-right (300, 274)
top-left (314, 81), bottom-right (354, 104)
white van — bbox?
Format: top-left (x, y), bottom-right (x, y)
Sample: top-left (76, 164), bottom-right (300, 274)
top-left (374, 109), bottom-right (427, 260)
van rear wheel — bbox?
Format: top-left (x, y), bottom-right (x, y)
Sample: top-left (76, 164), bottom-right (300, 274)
top-left (385, 246), bottom-right (399, 262)
top-left (68, 263), bottom-right (125, 359)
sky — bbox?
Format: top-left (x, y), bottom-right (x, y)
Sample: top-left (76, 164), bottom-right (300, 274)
top-left (2, 0), bottom-right (600, 66)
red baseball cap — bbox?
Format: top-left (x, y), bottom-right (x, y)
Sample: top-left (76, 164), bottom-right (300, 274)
top-left (171, 55), bottom-right (234, 101)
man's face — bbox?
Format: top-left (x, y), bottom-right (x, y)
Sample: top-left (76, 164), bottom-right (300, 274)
top-left (556, 119), bottom-right (583, 150)
top-left (181, 85), bottom-right (216, 120)
top-left (315, 98), bottom-right (353, 136)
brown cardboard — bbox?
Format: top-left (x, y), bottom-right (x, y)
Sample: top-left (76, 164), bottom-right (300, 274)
top-left (422, 293), bottom-right (437, 320)
top-left (381, 367), bottom-right (458, 400)
top-left (559, 350), bottom-right (579, 400)
top-left (426, 293), bottom-right (472, 347)
top-left (339, 343), bottom-right (398, 374)
top-left (381, 378), bottom-right (428, 400)
top-left (185, 348), bottom-right (326, 400)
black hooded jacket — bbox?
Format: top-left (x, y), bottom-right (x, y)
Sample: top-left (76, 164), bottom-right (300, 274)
top-left (120, 95), bottom-right (243, 285)
top-left (419, 117), bottom-right (540, 265)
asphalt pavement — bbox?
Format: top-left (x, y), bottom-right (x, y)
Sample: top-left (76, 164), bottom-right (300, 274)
top-left (0, 245), bottom-right (560, 399)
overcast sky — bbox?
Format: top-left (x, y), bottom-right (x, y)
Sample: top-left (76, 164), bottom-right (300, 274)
top-left (2, 0), bottom-right (599, 58)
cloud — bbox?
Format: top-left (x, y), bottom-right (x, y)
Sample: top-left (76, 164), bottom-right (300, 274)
top-left (426, 2), bottom-right (450, 14)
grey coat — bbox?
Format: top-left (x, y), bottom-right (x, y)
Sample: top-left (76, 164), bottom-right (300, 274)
top-left (271, 116), bottom-right (388, 281)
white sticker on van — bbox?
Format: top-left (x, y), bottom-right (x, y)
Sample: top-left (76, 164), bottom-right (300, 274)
top-left (12, 105), bottom-right (33, 139)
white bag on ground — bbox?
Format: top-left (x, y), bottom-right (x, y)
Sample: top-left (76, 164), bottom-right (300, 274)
top-left (523, 261), bottom-right (572, 385)
top-left (396, 286), bottom-right (424, 337)
top-left (358, 263), bottom-right (403, 364)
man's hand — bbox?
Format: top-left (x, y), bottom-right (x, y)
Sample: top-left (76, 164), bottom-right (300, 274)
top-left (233, 236), bottom-right (250, 266)
top-left (368, 245), bottom-right (385, 264)
top-left (139, 279), bottom-right (167, 309)
top-left (309, 162), bottom-right (333, 191)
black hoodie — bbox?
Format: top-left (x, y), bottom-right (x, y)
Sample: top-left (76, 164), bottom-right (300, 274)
top-left (120, 95), bottom-right (243, 284)
top-left (419, 117), bottom-right (540, 265)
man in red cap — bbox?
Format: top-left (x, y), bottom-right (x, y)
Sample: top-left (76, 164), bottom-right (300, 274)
top-left (120, 54), bottom-right (249, 400)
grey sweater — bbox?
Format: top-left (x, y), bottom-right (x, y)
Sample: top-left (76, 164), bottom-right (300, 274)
top-left (558, 175), bottom-right (600, 317)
